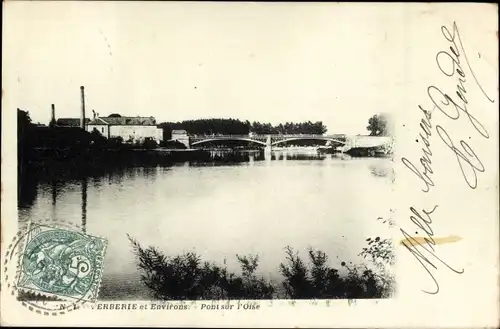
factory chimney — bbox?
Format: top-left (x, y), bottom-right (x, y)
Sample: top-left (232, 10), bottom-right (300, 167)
top-left (80, 86), bottom-right (86, 129)
top-left (49, 104), bottom-right (56, 127)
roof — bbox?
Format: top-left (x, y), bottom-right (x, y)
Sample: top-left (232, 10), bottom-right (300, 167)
top-left (88, 116), bottom-right (157, 126)
top-left (56, 118), bottom-right (90, 127)
top-left (172, 129), bottom-right (187, 134)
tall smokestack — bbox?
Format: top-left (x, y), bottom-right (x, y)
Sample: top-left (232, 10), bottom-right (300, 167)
top-left (80, 86), bottom-right (86, 129)
top-left (50, 104), bottom-right (56, 127)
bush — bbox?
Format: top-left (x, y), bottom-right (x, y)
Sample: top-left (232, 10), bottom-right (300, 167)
top-left (159, 140), bottom-right (187, 149)
top-left (279, 246), bottom-right (313, 298)
top-left (107, 136), bottom-right (124, 148)
top-left (128, 235), bottom-right (274, 300)
top-left (128, 236), bottom-right (395, 300)
top-left (236, 254), bottom-right (275, 299)
top-left (279, 246), bottom-right (390, 299)
top-left (142, 138), bottom-right (158, 149)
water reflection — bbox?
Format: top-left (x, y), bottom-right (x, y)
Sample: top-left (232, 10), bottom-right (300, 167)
top-left (51, 181), bottom-right (57, 206)
top-left (81, 177), bottom-right (88, 233)
top-left (18, 172), bottom-right (38, 209)
top-left (19, 149), bottom-right (390, 212)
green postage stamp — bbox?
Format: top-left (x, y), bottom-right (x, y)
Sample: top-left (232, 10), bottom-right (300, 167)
top-left (16, 224), bottom-right (107, 302)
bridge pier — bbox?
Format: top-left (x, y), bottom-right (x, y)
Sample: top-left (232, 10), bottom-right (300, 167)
top-left (341, 136), bottom-right (353, 153)
top-left (265, 135), bottom-right (272, 152)
top-left (264, 148), bottom-right (272, 162)
top-left (175, 136), bottom-right (191, 149)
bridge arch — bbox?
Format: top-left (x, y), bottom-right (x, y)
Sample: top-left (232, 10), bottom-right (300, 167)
top-left (191, 138), bottom-right (267, 147)
top-left (271, 137), bottom-right (346, 146)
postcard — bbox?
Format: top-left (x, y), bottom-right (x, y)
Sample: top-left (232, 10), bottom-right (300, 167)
top-left (1, 2), bottom-right (498, 328)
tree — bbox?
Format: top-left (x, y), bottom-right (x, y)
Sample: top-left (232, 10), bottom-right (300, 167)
top-left (157, 119), bottom-right (329, 137)
top-left (18, 109), bottom-right (33, 133)
top-left (18, 109), bottom-right (36, 157)
top-left (18, 109), bottom-right (34, 174)
top-left (367, 114), bottom-right (392, 136)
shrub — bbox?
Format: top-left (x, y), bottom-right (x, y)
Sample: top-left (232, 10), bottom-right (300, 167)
top-left (107, 136), bottom-right (124, 148)
top-left (128, 235), bottom-right (274, 300)
top-left (279, 246), bottom-right (313, 298)
top-left (128, 234), bottom-right (395, 300)
top-left (358, 236), bottom-right (396, 298)
top-left (142, 138), bottom-right (158, 149)
top-left (159, 140), bottom-right (187, 149)
top-left (279, 246), bottom-right (387, 299)
top-left (236, 254), bottom-right (275, 299)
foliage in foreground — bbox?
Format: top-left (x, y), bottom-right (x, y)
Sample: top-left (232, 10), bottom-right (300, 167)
top-left (128, 235), bottom-right (274, 300)
top-left (279, 246), bottom-right (392, 299)
top-left (128, 235), bottom-right (395, 300)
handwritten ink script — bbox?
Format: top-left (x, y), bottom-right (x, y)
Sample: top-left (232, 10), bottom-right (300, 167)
top-left (400, 21), bottom-right (494, 294)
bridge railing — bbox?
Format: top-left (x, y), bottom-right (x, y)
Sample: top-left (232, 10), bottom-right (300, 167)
top-left (189, 134), bottom-right (256, 140)
top-left (189, 134), bottom-right (347, 139)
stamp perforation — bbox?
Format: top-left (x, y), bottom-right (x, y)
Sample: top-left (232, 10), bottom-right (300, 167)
top-left (3, 219), bottom-right (108, 316)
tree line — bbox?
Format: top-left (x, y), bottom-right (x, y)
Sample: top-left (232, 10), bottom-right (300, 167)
top-left (19, 109), bottom-right (391, 147)
top-left (250, 121), bottom-right (327, 135)
top-left (158, 119), bottom-right (328, 139)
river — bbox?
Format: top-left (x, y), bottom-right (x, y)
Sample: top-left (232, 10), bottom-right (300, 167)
top-left (18, 149), bottom-right (394, 300)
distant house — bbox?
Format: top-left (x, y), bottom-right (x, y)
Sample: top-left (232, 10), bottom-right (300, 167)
top-left (86, 114), bottom-right (163, 144)
top-left (171, 129), bottom-right (188, 139)
top-left (171, 130), bottom-right (190, 148)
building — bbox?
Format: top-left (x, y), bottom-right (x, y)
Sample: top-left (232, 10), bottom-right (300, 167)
top-left (47, 100), bottom-right (162, 144)
top-left (56, 118), bottom-right (90, 127)
top-left (50, 103), bottom-right (90, 128)
top-left (171, 129), bottom-right (190, 148)
top-left (86, 114), bottom-right (163, 144)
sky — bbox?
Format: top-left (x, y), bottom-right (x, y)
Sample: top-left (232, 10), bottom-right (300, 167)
top-left (4, 2), bottom-right (410, 135)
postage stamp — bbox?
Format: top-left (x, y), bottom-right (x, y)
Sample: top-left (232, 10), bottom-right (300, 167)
top-left (16, 224), bottom-right (107, 303)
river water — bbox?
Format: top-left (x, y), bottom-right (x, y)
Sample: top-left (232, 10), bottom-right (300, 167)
top-left (18, 149), bottom-right (394, 300)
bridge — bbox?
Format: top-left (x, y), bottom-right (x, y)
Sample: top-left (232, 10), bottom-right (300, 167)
top-left (191, 134), bottom-right (347, 147)
top-left (171, 133), bottom-right (393, 152)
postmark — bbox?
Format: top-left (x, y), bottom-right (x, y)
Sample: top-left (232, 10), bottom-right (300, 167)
top-left (3, 220), bottom-right (107, 315)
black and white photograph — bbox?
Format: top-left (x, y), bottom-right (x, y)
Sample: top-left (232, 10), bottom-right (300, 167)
top-left (2, 2), bottom-right (498, 328)
top-left (15, 2), bottom-right (397, 302)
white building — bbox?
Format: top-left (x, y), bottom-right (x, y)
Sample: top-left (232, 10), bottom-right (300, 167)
top-left (87, 115), bottom-right (163, 144)
top-left (171, 129), bottom-right (190, 148)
